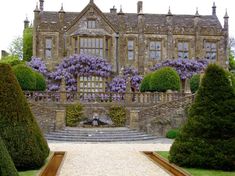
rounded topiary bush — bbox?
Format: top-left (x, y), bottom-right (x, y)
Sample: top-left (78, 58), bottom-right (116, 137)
top-left (169, 64), bottom-right (235, 171)
top-left (140, 73), bottom-right (152, 92)
top-left (0, 136), bottom-right (19, 176)
top-left (0, 63), bottom-right (49, 170)
top-left (108, 106), bottom-right (126, 127)
top-left (150, 67), bottom-right (180, 92)
top-left (66, 103), bottom-right (85, 127)
top-left (13, 64), bottom-right (36, 90)
top-left (190, 74), bottom-right (200, 93)
top-left (166, 129), bottom-right (179, 139)
top-left (34, 71), bottom-right (46, 91)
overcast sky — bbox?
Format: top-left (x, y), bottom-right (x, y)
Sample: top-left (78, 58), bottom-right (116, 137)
top-left (0, 0), bottom-right (234, 57)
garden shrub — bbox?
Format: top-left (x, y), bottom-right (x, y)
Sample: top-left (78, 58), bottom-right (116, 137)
top-left (0, 55), bottom-right (23, 66)
top-left (0, 136), bottom-right (19, 176)
top-left (0, 63), bottom-right (50, 170)
top-left (169, 64), bottom-right (235, 171)
top-left (108, 106), bottom-right (126, 126)
top-left (190, 74), bottom-right (200, 93)
top-left (66, 103), bottom-right (85, 127)
top-left (150, 67), bottom-right (180, 92)
top-left (34, 71), bottom-right (46, 91)
top-left (166, 129), bottom-right (179, 139)
top-left (140, 73), bottom-right (152, 92)
top-left (13, 64), bottom-right (36, 90)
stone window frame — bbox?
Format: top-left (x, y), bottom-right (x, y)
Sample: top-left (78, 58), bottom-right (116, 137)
top-left (203, 40), bottom-right (218, 61)
top-left (126, 37), bottom-right (136, 61)
top-left (176, 40), bottom-right (191, 59)
top-left (87, 19), bottom-right (96, 29)
top-left (148, 39), bottom-right (163, 60)
top-left (44, 37), bottom-right (53, 59)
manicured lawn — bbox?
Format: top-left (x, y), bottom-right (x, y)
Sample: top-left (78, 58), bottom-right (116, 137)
top-left (156, 151), bottom-right (235, 176)
top-left (18, 170), bottom-right (38, 176)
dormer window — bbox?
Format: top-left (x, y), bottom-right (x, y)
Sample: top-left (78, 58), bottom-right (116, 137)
top-left (87, 19), bottom-right (96, 29)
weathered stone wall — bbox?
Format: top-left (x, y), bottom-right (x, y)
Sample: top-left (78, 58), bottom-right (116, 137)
top-left (29, 102), bottom-right (56, 133)
top-left (137, 95), bottom-right (194, 136)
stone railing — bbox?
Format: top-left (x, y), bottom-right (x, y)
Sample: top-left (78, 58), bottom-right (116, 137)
top-left (24, 91), bottom-right (188, 106)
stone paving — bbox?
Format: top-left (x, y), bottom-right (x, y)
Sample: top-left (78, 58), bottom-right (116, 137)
top-left (48, 139), bottom-right (173, 176)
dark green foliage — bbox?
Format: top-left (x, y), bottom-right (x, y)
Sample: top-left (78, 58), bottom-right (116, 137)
top-left (13, 64), bottom-right (36, 90)
top-left (34, 71), bottom-right (46, 91)
top-left (140, 73), bottom-right (152, 92)
top-left (166, 129), bottom-right (179, 139)
top-left (0, 64), bottom-right (49, 170)
top-left (169, 64), bottom-right (235, 171)
top-left (108, 106), bottom-right (126, 126)
top-left (23, 27), bottom-right (33, 61)
top-left (0, 55), bottom-right (23, 66)
top-left (150, 67), bottom-right (180, 92)
top-left (0, 136), bottom-right (19, 176)
top-left (66, 103), bottom-right (85, 127)
top-left (190, 74), bottom-right (200, 93)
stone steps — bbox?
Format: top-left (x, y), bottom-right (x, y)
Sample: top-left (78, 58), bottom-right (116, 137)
top-left (46, 127), bottom-right (159, 142)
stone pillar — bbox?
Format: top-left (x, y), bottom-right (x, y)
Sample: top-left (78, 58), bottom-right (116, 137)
top-left (55, 110), bottom-right (65, 130)
top-left (129, 109), bottom-right (140, 129)
top-left (60, 78), bottom-right (66, 103)
top-left (184, 78), bottom-right (191, 94)
top-left (125, 77), bottom-right (132, 104)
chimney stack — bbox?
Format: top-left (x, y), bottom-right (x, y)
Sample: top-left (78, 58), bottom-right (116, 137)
top-left (110, 6), bottom-right (117, 14)
top-left (137, 1), bottom-right (143, 14)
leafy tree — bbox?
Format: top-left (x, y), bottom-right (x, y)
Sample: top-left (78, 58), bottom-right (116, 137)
top-left (0, 63), bottom-right (50, 170)
top-left (8, 36), bottom-right (23, 59)
top-left (169, 64), bottom-right (235, 171)
top-left (23, 27), bottom-right (33, 61)
top-left (0, 136), bottom-right (19, 176)
top-left (0, 55), bottom-right (22, 66)
top-left (229, 50), bottom-right (235, 71)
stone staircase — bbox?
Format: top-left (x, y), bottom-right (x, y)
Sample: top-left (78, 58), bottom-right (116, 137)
top-left (45, 127), bottom-right (159, 142)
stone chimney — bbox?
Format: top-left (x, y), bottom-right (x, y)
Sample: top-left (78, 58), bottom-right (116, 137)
top-left (24, 17), bottom-right (30, 29)
top-left (212, 2), bottom-right (216, 16)
top-left (110, 6), bottom-right (117, 14)
top-left (39, 0), bottom-right (44, 11)
top-left (137, 1), bottom-right (143, 14)
top-left (224, 9), bottom-right (229, 30)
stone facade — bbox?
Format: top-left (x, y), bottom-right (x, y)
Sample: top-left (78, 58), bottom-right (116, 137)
top-left (32, 0), bottom-right (229, 73)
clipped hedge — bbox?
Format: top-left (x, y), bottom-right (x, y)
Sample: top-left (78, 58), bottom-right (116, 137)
top-left (0, 136), bottom-right (19, 176)
top-left (140, 73), bottom-right (152, 92)
top-left (150, 67), bottom-right (180, 92)
top-left (13, 64), bottom-right (36, 90)
top-left (166, 129), bottom-right (179, 139)
top-left (169, 64), bottom-right (235, 171)
top-left (190, 74), bottom-right (200, 93)
top-left (66, 103), bottom-right (85, 127)
top-left (108, 106), bottom-right (126, 127)
top-left (34, 71), bottom-right (46, 91)
top-left (0, 63), bottom-right (49, 170)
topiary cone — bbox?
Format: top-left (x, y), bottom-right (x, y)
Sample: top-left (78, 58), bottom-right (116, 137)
top-left (0, 136), bottom-right (19, 176)
top-left (169, 64), bottom-right (235, 171)
top-left (0, 63), bottom-right (49, 171)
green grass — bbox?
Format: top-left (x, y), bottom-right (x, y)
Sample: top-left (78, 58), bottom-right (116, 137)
top-left (156, 151), bottom-right (235, 176)
top-left (18, 152), bottom-right (53, 176)
top-left (18, 170), bottom-right (38, 176)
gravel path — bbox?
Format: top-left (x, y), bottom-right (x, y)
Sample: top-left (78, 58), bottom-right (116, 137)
top-left (49, 139), bottom-right (172, 176)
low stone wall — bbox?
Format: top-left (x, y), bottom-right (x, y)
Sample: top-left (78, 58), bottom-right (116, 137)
top-left (137, 95), bottom-right (194, 136)
top-left (29, 102), bottom-right (57, 133)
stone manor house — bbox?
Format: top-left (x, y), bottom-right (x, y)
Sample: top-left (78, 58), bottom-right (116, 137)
top-left (31, 0), bottom-right (229, 74)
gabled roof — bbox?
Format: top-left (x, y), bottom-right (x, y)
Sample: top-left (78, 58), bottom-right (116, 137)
top-left (38, 6), bottom-right (222, 33)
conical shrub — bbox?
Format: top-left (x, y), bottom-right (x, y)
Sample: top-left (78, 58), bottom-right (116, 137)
top-left (0, 63), bottom-right (49, 171)
top-left (169, 64), bottom-right (235, 171)
top-left (0, 136), bottom-right (19, 176)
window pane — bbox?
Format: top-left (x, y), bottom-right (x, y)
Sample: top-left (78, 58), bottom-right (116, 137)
top-left (156, 42), bottom-right (161, 50)
top-left (128, 41), bottom-right (134, 50)
top-left (211, 52), bottom-right (216, 60)
top-left (80, 38), bottom-right (84, 47)
top-left (46, 38), bottom-right (52, 48)
top-left (100, 39), bottom-right (103, 48)
top-left (205, 42), bottom-right (210, 51)
top-left (149, 51), bottom-right (155, 59)
top-left (128, 51), bottom-right (134, 60)
top-left (178, 52), bottom-right (183, 59)
top-left (149, 42), bottom-right (155, 50)
top-left (183, 43), bottom-right (188, 50)
top-left (178, 43), bottom-right (183, 50)
top-left (183, 52), bottom-right (189, 59)
top-left (156, 51), bottom-right (161, 59)
top-left (45, 49), bottom-right (52, 58)
top-left (92, 38), bottom-right (95, 48)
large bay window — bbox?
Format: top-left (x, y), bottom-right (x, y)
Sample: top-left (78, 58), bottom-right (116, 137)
top-left (80, 37), bottom-right (103, 57)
